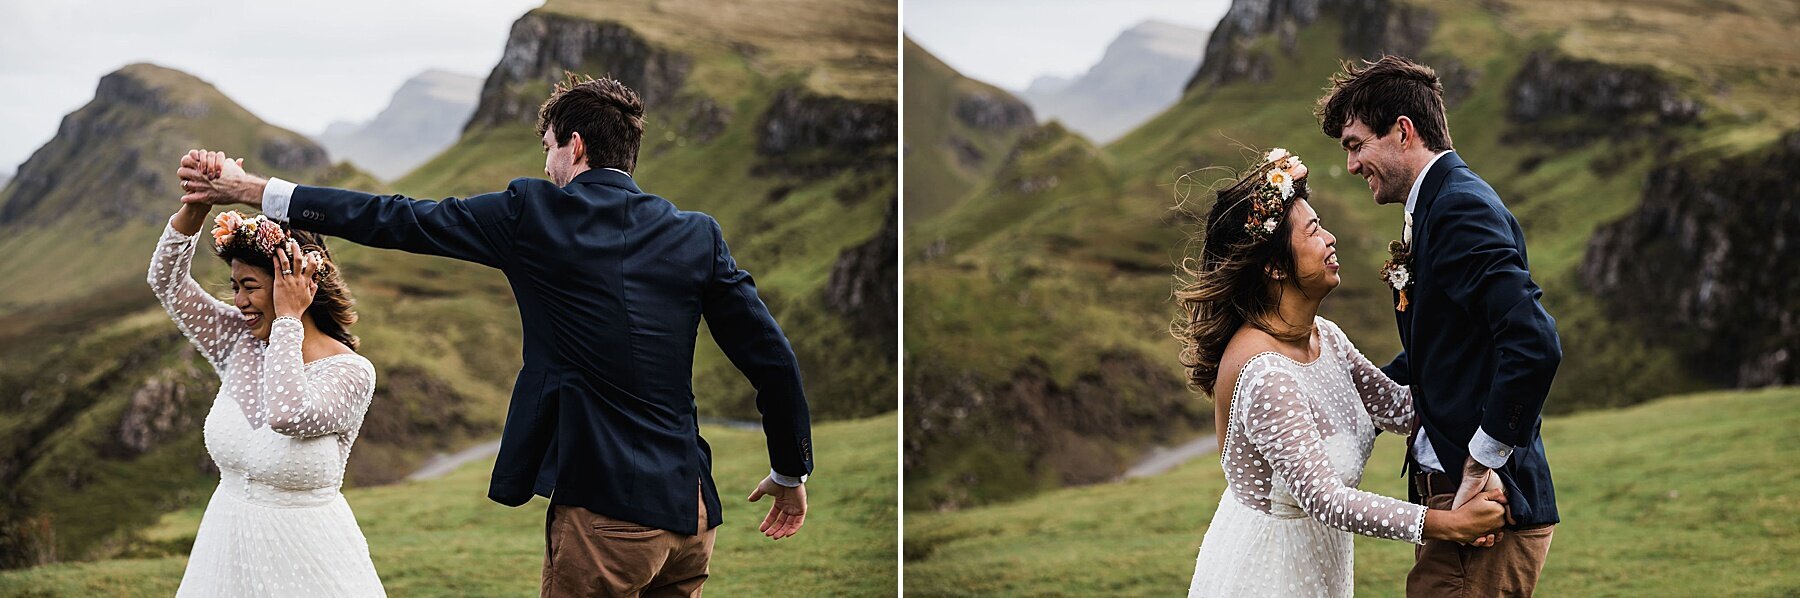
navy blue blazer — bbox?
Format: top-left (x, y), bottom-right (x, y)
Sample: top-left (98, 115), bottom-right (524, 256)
top-left (1378, 152), bottom-right (1562, 528)
top-left (285, 168), bottom-right (813, 534)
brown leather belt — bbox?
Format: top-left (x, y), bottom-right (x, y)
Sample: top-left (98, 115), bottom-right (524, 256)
top-left (1410, 470), bottom-right (1462, 498)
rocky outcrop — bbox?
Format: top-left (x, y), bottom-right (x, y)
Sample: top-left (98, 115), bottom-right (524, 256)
top-left (466, 11), bottom-right (692, 132)
top-left (0, 64), bottom-right (327, 226)
top-left (825, 199), bottom-right (898, 356)
top-left (904, 351), bottom-right (1197, 508)
top-left (1187, 0), bottom-right (1435, 90)
top-left (1506, 50), bottom-right (1700, 145)
top-left (1580, 131), bottom-right (1800, 387)
top-left (92, 67), bottom-right (211, 119)
top-left (113, 372), bottom-right (200, 456)
top-left (953, 89), bottom-right (1034, 132)
top-left (755, 87), bottom-right (897, 175)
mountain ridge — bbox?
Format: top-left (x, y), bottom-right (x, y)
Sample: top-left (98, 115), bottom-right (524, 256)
top-left (1019, 19), bottom-right (1210, 144)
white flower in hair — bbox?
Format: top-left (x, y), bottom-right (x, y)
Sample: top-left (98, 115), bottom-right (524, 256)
top-left (1266, 168), bottom-right (1294, 200)
top-left (1265, 148), bottom-right (1289, 163)
top-left (1263, 218), bottom-right (1279, 233)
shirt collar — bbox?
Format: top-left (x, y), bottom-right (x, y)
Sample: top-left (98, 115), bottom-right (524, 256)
top-left (1404, 150), bottom-right (1453, 215)
top-left (603, 168), bottom-right (631, 177)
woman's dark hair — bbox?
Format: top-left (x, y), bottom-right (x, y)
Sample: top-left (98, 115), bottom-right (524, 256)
top-left (216, 228), bottom-right (360, 351)
top-left (536, 72), bottom-right (646, 173)
top-left (1172, 158), bottom-right (1312, 395)
top-left (1315, 55), bottom-right (1453, 152)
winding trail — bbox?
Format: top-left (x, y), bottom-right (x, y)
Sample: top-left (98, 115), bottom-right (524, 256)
top-left (1122, 433), bottom-right (1219, 479)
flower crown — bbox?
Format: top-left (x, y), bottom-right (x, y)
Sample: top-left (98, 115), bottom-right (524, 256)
top-left (211, 210), bottom-right (326, 275)
top-left (1243, 148), bottom-right (1306, 243)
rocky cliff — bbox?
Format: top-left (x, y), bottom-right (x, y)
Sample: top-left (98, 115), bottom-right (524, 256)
top-left (466, 11), bottom-right (692, 131)
top-left (1581, 132), bottom-right (1800, 388)
top-left (1187, 0), bottom-right (1434, 90)
top-left (826, 199), bottom-right (898, 357)
top-left (755, 87), bottom-right (897, 175)
top-left (1507, 50), bottom-right (1701, 146)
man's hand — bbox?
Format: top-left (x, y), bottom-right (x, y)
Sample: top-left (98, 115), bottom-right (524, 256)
top-left (1451, 455), bottom-right (1514, 540)
top-left (747, 475), bottom-right (807, 540)
top-left (178, 150), bottom-right (267, 207)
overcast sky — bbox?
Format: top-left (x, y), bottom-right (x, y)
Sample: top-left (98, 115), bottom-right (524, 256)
top-left (905, 0), bottom-right (1232, 91)
top-left (0, 0), bottom-right (542, 174)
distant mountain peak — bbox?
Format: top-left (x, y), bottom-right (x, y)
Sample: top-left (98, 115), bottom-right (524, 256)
top-left (315, 69), bottom-right (483, 180)
top-left (0, 64), bottom-right (328, 226)
top-left (94, 63), bottom-right (228, 117)
top-left (1016, 20), bottom-right (1209, 144)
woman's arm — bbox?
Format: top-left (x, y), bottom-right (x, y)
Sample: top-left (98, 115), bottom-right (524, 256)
top-left (147, 205), bottom-right (243, 370)
top-left (1243, 367), bottom-right (1429, 543)
top-left (1323, 320), bottom-right (1415, 435)
top-left (260, 317), bottom-right (374, 438)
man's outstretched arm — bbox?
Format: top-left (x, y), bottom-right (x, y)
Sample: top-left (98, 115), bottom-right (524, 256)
top-left (180, 150), bottom-right (523, 268)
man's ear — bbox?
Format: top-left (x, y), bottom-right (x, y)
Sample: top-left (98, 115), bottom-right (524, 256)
top-left (569, 132), bottom-right (586, 167)
top-left (1394, 116), bottom-right (1416, 149)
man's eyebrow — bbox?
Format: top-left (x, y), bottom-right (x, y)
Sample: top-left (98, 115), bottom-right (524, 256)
top-left (1340, 136), bottom-right (1356, 149)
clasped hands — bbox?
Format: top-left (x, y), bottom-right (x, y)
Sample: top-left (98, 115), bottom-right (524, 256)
top-left (177, 149), bottom-right (266, 208)
top-left (1450, 456), bottom-right (1514, 547)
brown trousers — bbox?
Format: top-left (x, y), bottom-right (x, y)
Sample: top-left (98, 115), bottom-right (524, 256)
top-left (1408, 487), bottom-right (1555, 597)
top-left (541, 493), bottom-right (715, 597)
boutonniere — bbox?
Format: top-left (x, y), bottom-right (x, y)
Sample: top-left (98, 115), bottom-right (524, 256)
top-left (1381, 239), bottom-right (1414, 311)
top-left (1380, 212), bottom-right (1417, 312)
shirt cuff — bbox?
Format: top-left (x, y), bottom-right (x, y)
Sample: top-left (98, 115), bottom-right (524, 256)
top-left (262, 177), bottom-right (297, 222)
top-left (769, 469), bottom-right (806, 487)
top-left (1468, 427), bottom-right (1515, 469)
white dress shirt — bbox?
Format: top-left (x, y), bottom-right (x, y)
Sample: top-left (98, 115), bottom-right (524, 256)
top-left (1403, 150), bottom-right (1516, 473)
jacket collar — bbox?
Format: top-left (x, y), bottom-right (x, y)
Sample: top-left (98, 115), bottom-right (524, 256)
top-left (569, 167), bottom-right (641, 193)
top-left (1411, 150), bottom-right (1464, 214)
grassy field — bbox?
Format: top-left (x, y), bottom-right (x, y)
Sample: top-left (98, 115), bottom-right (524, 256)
top-left (0, 413), bottom-right (899, 597)
top-left (903, 388), bottom-right (1800, 596)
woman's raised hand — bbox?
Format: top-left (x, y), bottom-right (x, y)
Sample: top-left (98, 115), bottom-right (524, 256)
top-left (272, 239), bottom-right (321, 319)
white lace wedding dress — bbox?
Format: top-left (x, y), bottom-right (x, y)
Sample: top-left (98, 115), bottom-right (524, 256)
top-left (148, 222), bottom-right (386, 597)
top-left (1188, 317), bottom-right (1428, 597)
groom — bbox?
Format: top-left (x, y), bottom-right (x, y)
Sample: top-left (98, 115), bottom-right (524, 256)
top-left (1317, 56), bottom-right (1562, 596)
top-left (178, 74), bottom-right (813, 596)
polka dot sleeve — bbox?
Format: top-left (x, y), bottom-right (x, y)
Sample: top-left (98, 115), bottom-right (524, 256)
top-left (1241, 368), bottom-right (1428, 544)
top-left (1320, 319), bottom-right (1416, 435)
top-left (147, 219), bottom-right (243, 371)
top-left (261, 317), bottom-right (375, 438)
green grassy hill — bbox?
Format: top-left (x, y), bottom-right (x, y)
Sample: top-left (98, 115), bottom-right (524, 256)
top-left (0, 413), bottom-right (898, 596)
top-left (904, 388), bottom-right (1800, 596)
top-left (1, 0), bottom-right (895, 569)
top-left (903, 0), bottom-right (1795, 510)
top-left (901, 38), bottom-right (1037, 226)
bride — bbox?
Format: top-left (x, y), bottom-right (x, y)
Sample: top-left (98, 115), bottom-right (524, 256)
top-left (1175, 149), bottom-right (1506, 596)
top-left (150, 150), bottom-right (385, 596)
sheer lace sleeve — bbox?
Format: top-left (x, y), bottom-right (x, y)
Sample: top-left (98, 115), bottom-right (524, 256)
top-left (147, 220), bottom-right (243, 369)
top-left (1321, 319), bottom-right (1415, 435)
top-left (261, 317), bottom-right (375, 438)
top-left (1241, 366), bottom-right (1428, 544)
